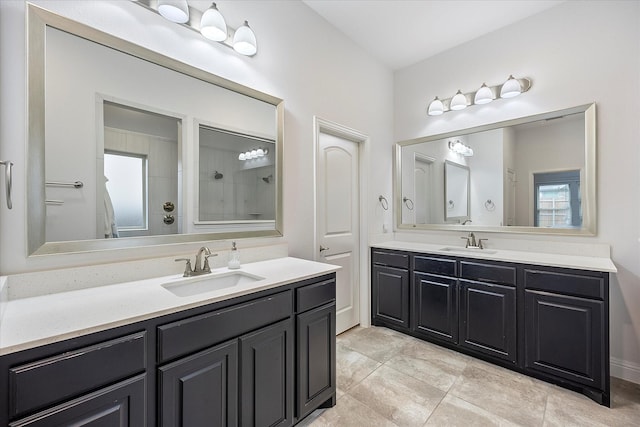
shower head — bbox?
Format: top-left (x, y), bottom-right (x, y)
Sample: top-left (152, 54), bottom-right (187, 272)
top-left (262, 174), bottom-right (273, 183)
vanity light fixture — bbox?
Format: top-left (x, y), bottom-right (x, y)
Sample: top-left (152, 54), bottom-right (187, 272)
top-left (157, 0), bottom-right (189, 23)
top-left (200, 2), bottom-right (227, 42)
top-left (233, 21), bottom-right (258, 56)
top-left (427, 75), bottom-right (531, 116)
top-left (134, 0), bottom-right (258, 56)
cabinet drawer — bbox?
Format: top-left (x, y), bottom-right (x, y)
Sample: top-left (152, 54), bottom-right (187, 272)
top-left (9, 331), bottom-right (146, 419)
top-left (372, 250), bottom-right (409, 269)
top-left (158, 290), bottom-right (293, 364)
top-left (413, 256), bottom-right (456, 276)
top-left (524, 269), bottom-right (605, 300)
top-left (296, 278), bottom-right (336, 312)
top-left (460, 261), bottom-right (516, 286)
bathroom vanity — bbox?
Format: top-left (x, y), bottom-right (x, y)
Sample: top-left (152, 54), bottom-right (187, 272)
top-left (371, 241), bottom-right (616, 406)
top-left (0, 258), bottom-right (337, 426)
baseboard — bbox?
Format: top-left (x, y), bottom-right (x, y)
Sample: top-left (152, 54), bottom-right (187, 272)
top-left (610, 357), bottom-right (640, 384)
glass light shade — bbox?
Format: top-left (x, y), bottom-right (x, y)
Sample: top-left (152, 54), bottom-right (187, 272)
top-left (245, 151), bottom-right (252, 159)
top-left (250, 149), bottom-right (258, 158)
top-left (474, 84), bottom-right (493, 105)
top-left (233, 21), bottom-right (257, 56)
top-left (200, 3), bottom-right (227, 41)
top-left (450, 90), bottom-right (467, 111)
top-left (427, 97), bottom-right (444, 116)
top-left (157, 0), bottom-right (189, 24)
top-left (500, 75), bottom-right (522, 98)
top-left (238, 153), bottom-right (246, 161)
top-left (256, 148), bottom-right (265, 157)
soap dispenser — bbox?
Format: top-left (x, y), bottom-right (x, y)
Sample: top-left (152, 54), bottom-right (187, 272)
top-left (228, 241), bottom-right (240, 269)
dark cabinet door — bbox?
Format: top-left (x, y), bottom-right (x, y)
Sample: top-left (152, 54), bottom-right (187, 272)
top-left (459, 280), bottom-right (516, 363)
top-left (372, 265), bottom-right (410, 329)
top-left (297, 303), bottom-right (336, 420)
top-left (240, 318), bottom-right (294, 427)
top-left (525, 290), bottom-right (604, 389)
top-left (9, 375), bottom-right (146, 427)
top-left (158, 340), bottom-right (238, 427)
top-left (412, 272), bottom-right (458, 344)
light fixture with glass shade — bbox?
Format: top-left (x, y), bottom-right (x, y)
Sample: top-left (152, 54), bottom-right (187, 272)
top-left (500, 75), bottom-right (523, 98)
top-left (427, 97), bottom-right (444, 116)
top-left (233, 21), bottom-right (258, 56)
top-left (200, 2), bottom-right (227, 42)
top-left (426, 75), bottom-right (531, 116)
top-left (157, 0), bottom-right (189, 23)
top-left (450, 90), bottom-right (468, 111)
top-left (238, 152), bottom-right (246, 161)
top-left (474, 83), bottom-right (493, 105)
top-left (134, 1), bottom-right (258, 56)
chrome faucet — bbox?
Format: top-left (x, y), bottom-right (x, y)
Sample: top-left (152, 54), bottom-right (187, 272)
top-left (462, 219), bottom-right (472, 225)
top-left (175, 246), bottom-right (217, 277)
top-left (461, 232), bottom-right (488, 249)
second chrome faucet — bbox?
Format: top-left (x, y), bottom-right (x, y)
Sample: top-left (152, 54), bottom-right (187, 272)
top-left (461, 232), bottom-right (488, 249)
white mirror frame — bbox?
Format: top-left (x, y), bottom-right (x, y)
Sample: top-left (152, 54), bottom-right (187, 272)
top-left (394, 103), bottom-right (596, 236)
top-left (27, 4), bottom-right (284, 256)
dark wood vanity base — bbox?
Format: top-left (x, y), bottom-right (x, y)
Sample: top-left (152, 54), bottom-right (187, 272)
top-left (372, 247), bottom-right (610, 407)
top-left (0, 273), bottom-right (336, 427)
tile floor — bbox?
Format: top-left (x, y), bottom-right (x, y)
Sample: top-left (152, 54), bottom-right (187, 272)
top-left (301, 326), bottom-right (640, 427)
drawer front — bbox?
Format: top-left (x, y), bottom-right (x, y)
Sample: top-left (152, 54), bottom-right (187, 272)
top-left (158, 290), bottom-right (293, 364)
top-left (372, 250), bottom-right (409, 269)
top-left (296, 278), bottom-right (336, 312)
top-left (460, 261), bottom-right (516, 286)
top-left (413, 256), bottom-right (457, 276)
top-left (524, 269), bottom-right (605, 300)
top-left (9, 331), bottom-right (146, 418)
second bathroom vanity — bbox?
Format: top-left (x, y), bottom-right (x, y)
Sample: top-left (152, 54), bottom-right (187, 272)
top-left (371, 240), bottom-right (616, 407)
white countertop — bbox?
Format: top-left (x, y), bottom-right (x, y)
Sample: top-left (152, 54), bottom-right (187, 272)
top-left (372, 241), bottom-right (617, 273)
top-left (0, 257), bottom-right (339, 356)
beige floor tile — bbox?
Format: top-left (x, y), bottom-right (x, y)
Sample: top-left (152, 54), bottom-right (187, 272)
top-left (337, 326), bottom-right (411, 363)
top-left (336, 343), bottom-right (381, 391)
top-left (385, 338), bottom-right (469, 392)
top-left (425, 394), bottom-right (520, 426)
top-left (349, 364), bottom-right (445, 427)
top-left (543, 380), bottom-right (640, 427)
top-left (310, 394), bottom-right (398, 427)
top-left (449, 362), bottom-right (547, 426)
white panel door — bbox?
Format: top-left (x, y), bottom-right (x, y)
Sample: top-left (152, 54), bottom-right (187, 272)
top-left (317, 132), bottom-right (360, 334)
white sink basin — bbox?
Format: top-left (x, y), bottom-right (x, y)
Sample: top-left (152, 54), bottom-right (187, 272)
top-left (439, 247), bottom-right (497, 255)
top-left (162, 271), bottom-right (265, 297)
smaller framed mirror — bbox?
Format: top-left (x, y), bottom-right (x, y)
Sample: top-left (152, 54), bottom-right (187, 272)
top-left (444, 160), bottom-right (470, 222)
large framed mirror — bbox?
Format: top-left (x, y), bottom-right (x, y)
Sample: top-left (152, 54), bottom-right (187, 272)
top-left (395, 103), bottom-right (596, 235)
top-left (27, 4), bottom-right (283, 255)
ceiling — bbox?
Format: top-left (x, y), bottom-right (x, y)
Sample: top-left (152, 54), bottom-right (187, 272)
top-left (302, 0), bottom-right (564, 70)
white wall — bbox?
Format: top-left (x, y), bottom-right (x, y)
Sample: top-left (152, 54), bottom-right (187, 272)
top-left (394, 0), bottom-right (640, 381)
top-left (0, 0), bottom-right (394, 272)
top-left (468, 129), bottom-right (503, 226)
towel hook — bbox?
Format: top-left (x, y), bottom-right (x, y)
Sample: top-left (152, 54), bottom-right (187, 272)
top-left (484, 199), bottom-right (496, 211)
top-left (378, 195), bottom-right (389, 210)
top-left (403, 196), bottom-right (414, 211)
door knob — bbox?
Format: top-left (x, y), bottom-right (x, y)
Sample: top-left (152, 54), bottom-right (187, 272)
top-left (320, 245), bottom-right (330, 253)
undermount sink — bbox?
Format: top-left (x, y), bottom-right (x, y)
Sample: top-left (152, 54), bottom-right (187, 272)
top-left (162, 271), bottom-right (265, 297)
top-left (439, 247), bottom-right (498, 255)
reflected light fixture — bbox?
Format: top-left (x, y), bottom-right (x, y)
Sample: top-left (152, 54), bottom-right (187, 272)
top-left (427, 75), bottom-right (531, 116)
top-left (239, 148), bottom-right (268, 161)
top-left (200, 2), bottom-right (227, 42)
top-left (233, 21), bottom-right (258, 56)
top-left (134, 0), bottom-right (258, 56)
top-left (448, 140), bottom-right (473, 157)
top-left (157, 0), bottom-right (189, 23)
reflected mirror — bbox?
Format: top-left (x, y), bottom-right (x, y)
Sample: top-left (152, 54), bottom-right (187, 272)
top-left (28, 5), bottom-right (283, 255)
top-left (395, 103), bottom-right (596, 235)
